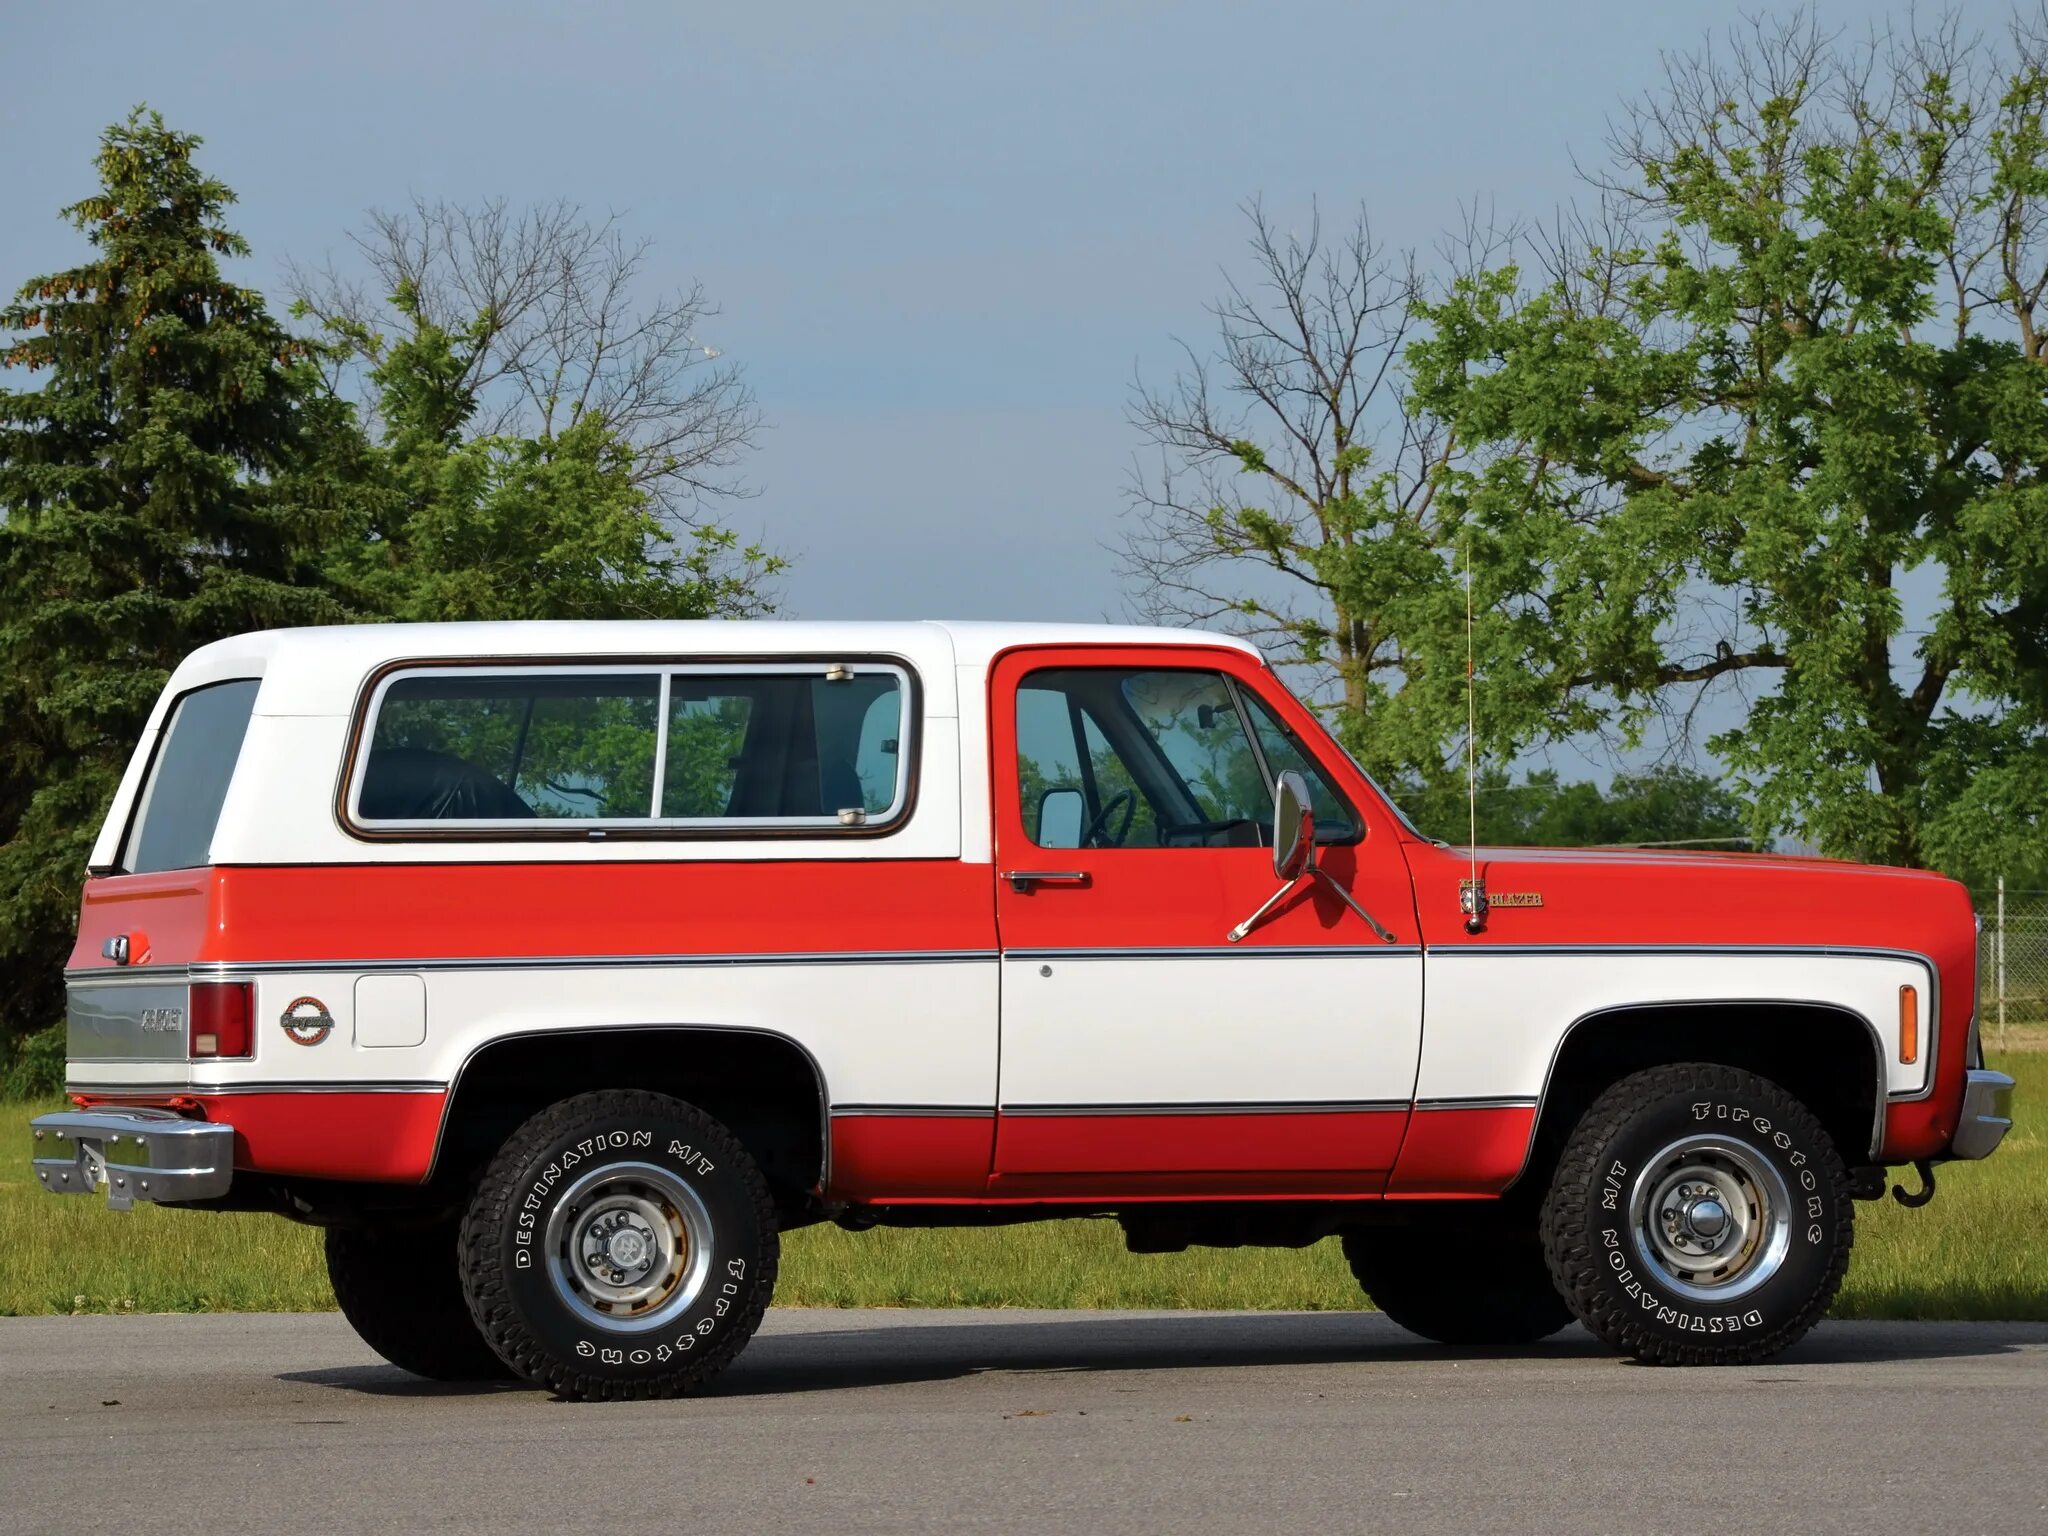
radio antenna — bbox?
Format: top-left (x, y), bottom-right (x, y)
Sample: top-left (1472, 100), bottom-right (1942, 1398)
top-left (1462, 534), bottom-right (1486, 933)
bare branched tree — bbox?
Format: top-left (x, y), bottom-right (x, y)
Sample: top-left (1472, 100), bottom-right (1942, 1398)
top-left (1124, 200), bottom-right (1431, 713)
top-left (1120, 199), bottom-right (1548, 781)
top-left (287, 197), bottom-right (761, 518)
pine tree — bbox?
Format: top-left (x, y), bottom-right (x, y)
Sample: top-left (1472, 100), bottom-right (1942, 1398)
top-left (0, 108), bottom-right (355, 1048)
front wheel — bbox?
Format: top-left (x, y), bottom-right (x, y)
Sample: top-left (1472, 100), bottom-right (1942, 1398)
top-left (459, 1089), bottom-right (780, 1401)
top-left (1540, 1062), bottom-right (1852, 1365)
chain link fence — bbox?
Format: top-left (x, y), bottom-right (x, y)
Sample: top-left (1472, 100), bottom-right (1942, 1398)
top-left (1978, 887), bottom-right (2048, 1046)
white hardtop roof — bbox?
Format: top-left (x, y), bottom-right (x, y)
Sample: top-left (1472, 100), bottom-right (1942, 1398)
top-left (168, 619), bottom-right (1265, 717)
top-left (180, 618), bottom-right (1261, 672)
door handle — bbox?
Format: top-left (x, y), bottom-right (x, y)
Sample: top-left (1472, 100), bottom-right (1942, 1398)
top-left (1001, 870), bottom-right (1091, 892)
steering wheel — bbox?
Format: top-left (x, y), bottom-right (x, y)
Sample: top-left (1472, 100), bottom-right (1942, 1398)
top-left (1080, 788), bottom-right (1137, 848)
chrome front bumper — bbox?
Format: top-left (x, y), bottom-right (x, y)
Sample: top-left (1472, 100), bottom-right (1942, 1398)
top-left (29, 1107), bottom-right (234, 1209)
top-left (1947, 1069), bottom-right (2016, 1161)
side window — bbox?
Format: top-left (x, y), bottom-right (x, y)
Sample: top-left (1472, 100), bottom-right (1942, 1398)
top-left (662, 684), bottom-right (754, 817)
top-left (121, 678), bottom-right (263, 873)
top-left (1015, 668), bottom-right (1268, 849)
top-left (361, 673), bottom-right (659, 822)
top-left (353, 664), bottom-right (911, 831)
top-left (1119, 672), bottom-right (1267, 826)
top-left (1242, 692), bottom-right (1357, 840)
top-left (665, 672), bottom-right (904, 821)
top-left (1016, 685), bottom-right (1086, 844)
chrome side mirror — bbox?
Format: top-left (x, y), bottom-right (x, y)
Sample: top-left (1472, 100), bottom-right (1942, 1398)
top-left (1272, 769), bottom-right (1316, 880)
top-left (1229, 768), bottom-right (1397, 945)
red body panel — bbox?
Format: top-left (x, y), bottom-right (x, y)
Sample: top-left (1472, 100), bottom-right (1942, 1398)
top-left (73, 859), bottom-right (998, 971)
top-left (829, 1117), bottom-right (997, 1201)
top-left (1386, 1107), bottom-right (1539, 1197)
top-left (993, 1109), bottom-right (1408, 1177)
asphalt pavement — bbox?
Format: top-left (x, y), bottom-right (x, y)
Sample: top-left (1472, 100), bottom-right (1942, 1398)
top-left (2, 1310), bottom-right (2043, 1534)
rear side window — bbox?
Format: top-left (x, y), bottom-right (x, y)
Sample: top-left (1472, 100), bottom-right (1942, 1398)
top-left (362, 673), bottom-right (660, 821)
top-left (348, 662), bottom-right (912, 835)
top-left (121, 678), bottom-right (263, 873)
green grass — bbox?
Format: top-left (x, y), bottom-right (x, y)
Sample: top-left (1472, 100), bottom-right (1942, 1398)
top-left (4, 1052), bottom-right (2042, 1318)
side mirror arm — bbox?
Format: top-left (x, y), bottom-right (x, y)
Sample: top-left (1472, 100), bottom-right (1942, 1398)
top-left (1226, 863), bottom-right (1400, 946)
top-left (1226, 873), bottom-right (1306, 944)
top-left (1309, 866), bottom-right (1400, 945)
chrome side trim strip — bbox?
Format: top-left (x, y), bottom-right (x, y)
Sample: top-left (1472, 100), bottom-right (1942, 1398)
top-left (65, 1080), bottom-right (449, 1097)
top-left (1425, 943), bottom-right (1933, 961)
top-left (997, 1099), bottom-right (1411, 1117)
top-left (829, 1104), bottom-right (995, 1118)
top-left (1413, 1096), bottom-right (1539, 1112)
top-left (67, 950), bottom-right (1001, 982)
top-left (1001, 946), bottom-right (1422, 962)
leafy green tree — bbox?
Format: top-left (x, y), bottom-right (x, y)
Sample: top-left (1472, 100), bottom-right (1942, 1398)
top-left (313, 283), bottom-right (781, 623)
top-left (0, 109), bottom-right (355, 1051)
top-left (1396, 766), bottom-right (1752, 849)
top-left (1409, 13), bottom-right (2048, 874)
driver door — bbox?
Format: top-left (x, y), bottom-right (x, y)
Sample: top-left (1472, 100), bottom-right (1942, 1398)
top-left (988, 645), bottom-right (1423, 1195)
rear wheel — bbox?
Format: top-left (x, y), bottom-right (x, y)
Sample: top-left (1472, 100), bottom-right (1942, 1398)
top-left (459, 1089), bottom-right (779, 1401)
top-left (1342, 1219), bottom-right (1574, 1345)
top-left (1540, 1062), bottom-right (1852, 1366)
top-left (326, 1220), bottom-right (513, 1381)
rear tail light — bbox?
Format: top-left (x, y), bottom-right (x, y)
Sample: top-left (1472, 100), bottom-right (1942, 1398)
top-left (1899, 983), bottom-right (1919, 1066)
top-left (189, 981), bottom-right (253, 1059)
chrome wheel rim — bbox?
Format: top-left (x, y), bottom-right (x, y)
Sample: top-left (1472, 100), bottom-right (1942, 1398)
top-left (1627, 1134), bottom-right (1792, 1303)
top-left (543, 1160), bottom-right (713, 1334)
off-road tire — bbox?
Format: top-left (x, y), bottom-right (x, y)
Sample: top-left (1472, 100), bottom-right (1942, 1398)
top-left (326, 1220), bottom-right (514, 1381)
top-left (459, 1089), bottom-right (779, 1401)
top-left (1541, 1062), bottom-right (1852, 1366)
top-left (1342, 1221), bottom-right (1575, 1345)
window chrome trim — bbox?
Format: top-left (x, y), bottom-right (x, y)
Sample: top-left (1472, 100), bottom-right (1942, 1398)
top-left (337, 653), bottom-right (921, 842)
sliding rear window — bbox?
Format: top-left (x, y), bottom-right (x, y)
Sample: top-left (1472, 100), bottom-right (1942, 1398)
top-left (121, 678), bottom-right (264, 873)
top-left (347, 662), bottom-right (913, 836)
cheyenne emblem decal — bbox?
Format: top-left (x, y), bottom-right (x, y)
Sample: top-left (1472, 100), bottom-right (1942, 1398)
top-left (281, 996), bottom-right (336, 1046)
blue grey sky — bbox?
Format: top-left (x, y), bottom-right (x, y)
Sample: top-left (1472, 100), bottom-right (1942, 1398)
top-left (0, 1), bottom-right (2003, 782)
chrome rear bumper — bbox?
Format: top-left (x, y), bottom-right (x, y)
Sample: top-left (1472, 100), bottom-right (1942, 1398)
top-left (1947, 1069), bottom-right (2016, 1161)
top-left (29, 1107), bottom-right (234, 1209)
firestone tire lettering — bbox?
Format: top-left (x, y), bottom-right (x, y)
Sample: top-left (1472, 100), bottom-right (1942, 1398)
top-left (1541, 1062), bottom-right (1852, 1367)
top-left (458, 1089), bottom-right (780, 1402)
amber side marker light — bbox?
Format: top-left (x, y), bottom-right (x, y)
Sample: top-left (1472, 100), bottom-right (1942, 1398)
top-left (1899, 983), bottom-right (1919, 1066)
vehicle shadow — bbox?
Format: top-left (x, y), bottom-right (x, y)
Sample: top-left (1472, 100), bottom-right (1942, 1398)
top-left (279, 1309), bottom-right (2047, 1401)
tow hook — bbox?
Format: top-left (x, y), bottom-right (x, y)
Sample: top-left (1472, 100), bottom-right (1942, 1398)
top-left (1891, 1159), bottom-right (1937, 1208)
